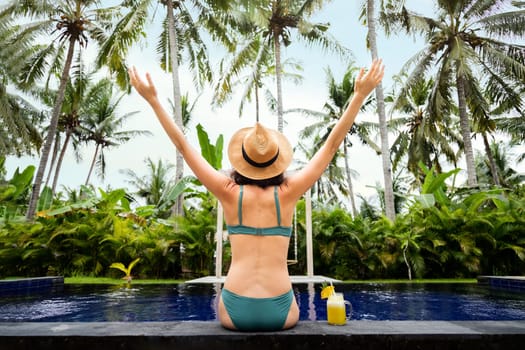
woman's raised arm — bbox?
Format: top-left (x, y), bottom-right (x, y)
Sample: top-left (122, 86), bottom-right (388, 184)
top-left (286, 59), bottom-right (385, 198)
top-left (128, 67), bottom-right (231, 197)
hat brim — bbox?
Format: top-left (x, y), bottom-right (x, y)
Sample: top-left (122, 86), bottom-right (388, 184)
top-left (228, 126), bottom-right (293, 180)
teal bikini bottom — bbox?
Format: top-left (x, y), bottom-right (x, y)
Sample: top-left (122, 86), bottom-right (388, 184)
top-left (221, 288), bottom-right (294, 331)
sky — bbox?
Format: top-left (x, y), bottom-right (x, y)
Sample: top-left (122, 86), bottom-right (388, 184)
top-left (4, 0), bottom-right (523, 207)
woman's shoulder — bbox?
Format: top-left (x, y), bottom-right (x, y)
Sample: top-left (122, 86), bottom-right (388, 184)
top-left (216, 179), bottom-right (241, 202)
top-left (277, 173), bottom-right (311, 202)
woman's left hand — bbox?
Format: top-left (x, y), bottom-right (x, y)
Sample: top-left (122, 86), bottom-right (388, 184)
top-left (354, 58), bottom-right (385, 96)
top-left (128, 66), bottom-right (158, 104)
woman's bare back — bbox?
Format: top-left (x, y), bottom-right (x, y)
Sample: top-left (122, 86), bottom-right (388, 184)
top-left (221, 184), bottom-right (295, 296)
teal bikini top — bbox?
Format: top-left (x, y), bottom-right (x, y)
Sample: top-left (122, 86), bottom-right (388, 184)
top-left (227, 185), bottom-right (292, 237)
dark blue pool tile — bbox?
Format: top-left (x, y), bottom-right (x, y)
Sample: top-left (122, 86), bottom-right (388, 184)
top-left (0, 276), bottom-right (64, 296)
top-left (478, 276), bottom-right (525, 292)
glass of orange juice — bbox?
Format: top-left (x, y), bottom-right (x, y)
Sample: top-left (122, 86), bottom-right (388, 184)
top-left (327, 293), bottom-right (351, 325)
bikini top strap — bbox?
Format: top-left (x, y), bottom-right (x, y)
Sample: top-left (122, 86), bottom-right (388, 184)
top-left (238, 185), bottom-right (281, 226)
top-left (238, 185), bottom-right (244, 225)
top-left (274, 186), bottom-right (281, 226)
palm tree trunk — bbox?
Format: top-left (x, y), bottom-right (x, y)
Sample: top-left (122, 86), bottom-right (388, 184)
top-left (51, 131), bottom-right (72, 194)
top-left (45, 134), bottom-right (61, 187)
top-left (255, 83), bottom-right (260, 122)
top-left (273, 29), bottom-right (284, 132)
top-left (166, 0), bottom-right (184, 217)
top-left (85, 144), bottom-right (99, 186)
top-left (403, 245), bottom-right (412, 280)
top-left (343, 140), bottom-right (358, 217)
top-left (456, 74), bottom-right (478, 187)
top-left (26, 37), bottom-right (76, 220)
top-left (482, 132), bottom-right (500, 186)
top-left (366, 0), bottom-right (395, 221)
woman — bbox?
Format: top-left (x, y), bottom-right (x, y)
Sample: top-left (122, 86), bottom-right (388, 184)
top-left (128, 59), bottom-right (384, 331)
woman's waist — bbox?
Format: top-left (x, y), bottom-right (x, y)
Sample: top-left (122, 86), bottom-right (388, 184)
top-left (224, 265), bottom-right (291, 297)
top-left (223, 276), bottom-right (292, 298)
top-left (229, 251), bottom-right (289, 267)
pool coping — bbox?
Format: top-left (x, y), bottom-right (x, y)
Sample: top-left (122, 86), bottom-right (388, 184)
top-left (1, 321), bottom-right (525, 350)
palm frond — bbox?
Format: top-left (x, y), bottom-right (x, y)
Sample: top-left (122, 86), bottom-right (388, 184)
top-left (395, 6), bottom-right (447, 37)
top-left (392, 48), bottom-right (436, 112)
top-left (463, 0), bottom-right (502, 20)
top-left (476, 7), bottom-right (525, 38)
top-left (213, 37), bottom-right (263, 104)
top-left (296, 21), bottom-right (350, 59)
top-left (177, 5), bottom-right (213, 87)
top-left (196, 0), bottom-right (235, 51)
top-left (477, 39), bottom-right (525, 82)
top-left (494, 115), bottom-right (525, 143)
top-left (95, 1), bottom-right (150, 89)
top-left (297, 0), bottom-right (331, 17)
top-left (427, 53), bottom-right (454, 119)
top-left (480, 61), bottom-right (524, 113)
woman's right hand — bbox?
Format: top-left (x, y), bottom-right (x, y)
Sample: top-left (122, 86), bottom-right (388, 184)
top-left (128, 66), bottom-right (158, 104)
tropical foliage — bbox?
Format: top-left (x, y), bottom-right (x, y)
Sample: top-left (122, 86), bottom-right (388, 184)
top-left (1, 162), bottom-right (523, 280)
top-left (1, 1), bottom-right (524, 280)
top-left (384, 0), bottom-right (525, 188)
top-left (0, 184), bottom-right (181, 278)
top-left (295, 168), bottom-right (525, 280)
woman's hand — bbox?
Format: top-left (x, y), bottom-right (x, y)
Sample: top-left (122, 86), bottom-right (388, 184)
top-left (128, 66), bottom-right (158, 104)
top-left (354, 58), bottom-right (385, 97)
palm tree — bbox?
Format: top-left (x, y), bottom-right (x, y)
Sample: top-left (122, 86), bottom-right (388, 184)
top-left (0, 84), bottom-right (44, 158)
top-left (495, 114), bottom-right (525, 166)
top-left (364, 0), bottom-right (396, 221)
top-left (0, 13), bottom-right (43, 157)
top-left (2, 0), bottom-right (136, 219)
top-left (37, 56), bottom-right (92, 195)
top-left (214, 30), bottom-right (303, 122)
top-left (475, 141), bottom-right (525, 188)
top-left (389, 73), bottom-right (463, 186)
top-left (105, 0), bottom-right (232, 217)
top-left (40, 63), bottom-right (144, 195)
top-left (472, 57), bottom-right (524, 187)
top-left (289, 64), bottom-right (380, 216)
top-left (235, 0), bottom-right (347, 132)
top-left (81, 79), bottom-right (151, 185)
top-left (372, 168), bottom-right (411, 215)
top-left (472, 118), bottom-right (502, 186)
top-left (385, 0), bottom-right (525, 188)
top-left (120, 157), bottom-right (176, 206)
top-left (214, 32), bottom-right (272, 121)
top-left (490, 83), bottom-right (525, 164)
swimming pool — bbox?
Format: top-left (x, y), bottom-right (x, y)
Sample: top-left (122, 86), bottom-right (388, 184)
top-left (1, 283), bottom-right (524, 322)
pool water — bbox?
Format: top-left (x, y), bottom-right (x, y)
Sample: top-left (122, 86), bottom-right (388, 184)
top-left (1, 283), bottom-right (525, 322)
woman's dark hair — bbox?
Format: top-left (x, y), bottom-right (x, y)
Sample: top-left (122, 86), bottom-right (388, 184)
top-left (231, 170), bottom-right (284, 188)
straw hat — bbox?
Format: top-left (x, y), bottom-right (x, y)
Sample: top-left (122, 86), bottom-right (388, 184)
top-left (228, 123), bottom-right (293, 180)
